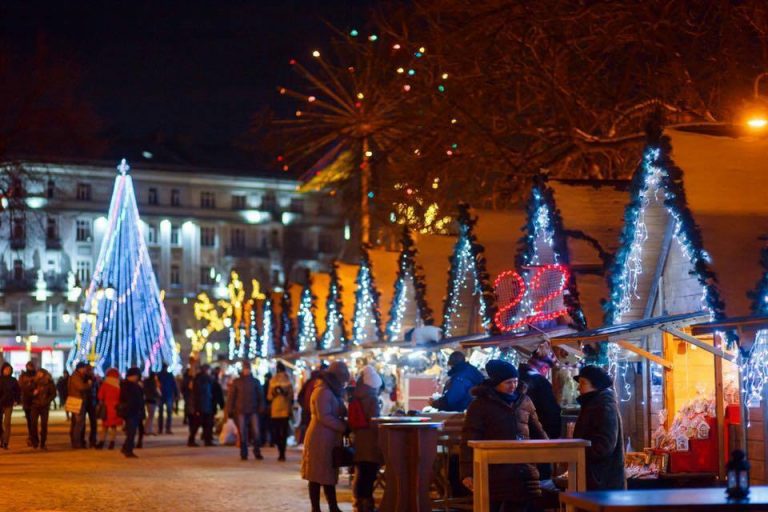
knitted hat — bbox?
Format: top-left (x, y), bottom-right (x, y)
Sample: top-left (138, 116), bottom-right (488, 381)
top-left (328, 361), bottom-right (350, 385)
top-left (485, 359), bottom-right (518, 385)
top-left (126, 367), bottom-right (142, 378)
top-left (360, 365), bottom-right (382, 390)
top-left (573, 365), bottom-right (613, 390)
top-left (448, 351), bottom-right (466, 367)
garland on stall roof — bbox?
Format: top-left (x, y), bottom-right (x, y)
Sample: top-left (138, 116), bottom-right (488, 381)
top-left (516, 176), bottom-right (587, 330)
top-left (351, 244), bottom-right (384, 345)
top-left (386, 225), bottom-right (434, 342)
top-left (442, 202), bottom-right (498, 337)
top-left (296, 282), bottom-right (318, 352)
top-left (320, 261), bottom-right (347, 350)
top-left (603, 124), bottom-right (729, 343)
top-left (278, 288), bottom-right (295, 354)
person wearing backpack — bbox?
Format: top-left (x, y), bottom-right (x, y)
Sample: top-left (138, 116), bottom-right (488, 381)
top-left (350, 365), bottom-right (383, 512)
top-left (460, 360), bottom-right (548, 512)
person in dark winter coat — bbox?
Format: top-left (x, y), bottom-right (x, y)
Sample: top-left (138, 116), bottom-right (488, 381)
top-left (189, 364), bottom-right (214, 446)
top-left (19, 361), bottom-right (37, 446)
top-left (519, 356), bottom-right (561, 481)
top-left (351, 366), bottom-right (383, 512)
top-left (227, 361), bottom-right (265, 460)
top-left (0, 362), bottom-right (20, 449)
top-left (572, 365), bottom-right (625, 491)
top-left (157, 363), bottom-right (178, 434)
top-left (68, 362), bottom-right (92, 449)
top-left (430, 351), bottom-right (483, 412)
top-left (56, 371), bottom-right (69, 418)
top-left (461, 360), bottom-right (548, 512)
top-left (119, 367), bottom-right (145, 458)
top-left (29, 368), bottom-right (56, 450)
top-left (211, 367), bottom-right (226, 416)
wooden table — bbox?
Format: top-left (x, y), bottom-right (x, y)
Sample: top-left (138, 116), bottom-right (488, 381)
top-left (377, 421), bottom-right (443, 512)
top-left (560, 486), bottom-right (768, 511)
top-left (468, 439), bottom-right (591, 512)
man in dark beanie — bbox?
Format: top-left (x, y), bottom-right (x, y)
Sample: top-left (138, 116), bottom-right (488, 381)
top-left (460, 360), bottom-right (547, 511)
top-left (572, 365), bottom-right (625, 490)
top-left (119, 367), bottom-right (145, 458)
top-left (430, 351), bottom-right (483, 412)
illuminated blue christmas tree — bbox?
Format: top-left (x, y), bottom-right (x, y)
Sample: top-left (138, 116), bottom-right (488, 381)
top-left (442, 203), bottom-right (497, 338)
top-left (296, 283), bottom-right (318, 352)
top-left (320, 262), bottom-right (347, 349)
top-left (386, 226), bottom-right (433, 342)
top-left (261, 297), bottom-right (275, 358)
top-left (68, 159), bottom-right (179, 375)
top-left (279, 289), bottom-right (295, 353)
top-left (351, 246), bottom-right (383, 345)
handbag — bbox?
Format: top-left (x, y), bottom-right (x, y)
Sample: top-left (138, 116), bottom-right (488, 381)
top-left (64, 396), bottom-right (83, 414)
top-left (332, 436), bottom-right (355, 468)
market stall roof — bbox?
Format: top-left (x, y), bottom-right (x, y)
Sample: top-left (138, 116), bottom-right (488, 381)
top-left (460, 326), bottom-right (575, 351)
top-left (554, 311), bottom-right (710, 344)
top-left (667, 127), bottom-right (768, 318)
top-left (690, 314), bottom-right (768, 347)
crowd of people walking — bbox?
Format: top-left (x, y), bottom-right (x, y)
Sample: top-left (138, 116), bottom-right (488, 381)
top-left (0, 348), bottom-right (625, 512)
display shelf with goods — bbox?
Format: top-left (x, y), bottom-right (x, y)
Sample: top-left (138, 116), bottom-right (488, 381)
top-left (68, 160), bottom-right (180, 375)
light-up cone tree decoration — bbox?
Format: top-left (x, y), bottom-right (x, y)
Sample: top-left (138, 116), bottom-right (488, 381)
top-left (260, 296), bottom-right (275, 358)
top-left (296, 282), bottom-right (318, 352)
top-left (351, 245), bottom-right (384, 345)
top-left (386, 226), bottom-right (433, 341)
top-left (279, 288), bottom-right (295, 353)
top-left (442, 203), bottom-right (497, 338)
top-left (320, 262), bottom-right (347, 349)
top-left (68, 159), bottom-right (179, 375)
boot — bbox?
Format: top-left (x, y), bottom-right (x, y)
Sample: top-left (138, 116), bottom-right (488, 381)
top-left (108, 440), bottom-right (115, 450)
top-left (95, 441), bottom-right (105, 450)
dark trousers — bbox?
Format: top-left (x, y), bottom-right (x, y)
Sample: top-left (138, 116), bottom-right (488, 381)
top-left (0, 406), bottom-right (12, 446)
top-left (23, 407), bottom-right (32, 440)
top-left (70, 410), bottom-right (86, 448)
top-left (82, 402), bottom-right (97, 446)
top-left (29, 406), bottom-right (50, 448)
top-left (158, 397), bottom-right (174, 433)
top-left (271, 417), bottom-right (289, 457)
top-left (123, 415), bottom-right (139, 454)
top-left (236, 413), bottom-right (261, 459)
top-left (189, 412), bottom-right (213, 444)
top-left (354, 461), bottom-right (380, 502)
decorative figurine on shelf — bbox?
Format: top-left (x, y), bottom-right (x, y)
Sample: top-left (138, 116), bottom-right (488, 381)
top-left (695, 419), bottom-right (711, 440)
top-left (674, 434), bottom-right (689, 452)
top-left (726, 449), bottom-right (750, 500)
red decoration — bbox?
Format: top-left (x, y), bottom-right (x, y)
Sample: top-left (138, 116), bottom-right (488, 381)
top-left (493, 263), bottom-right (570, 332)
top-left (494, 271), bottom-right (526, 332)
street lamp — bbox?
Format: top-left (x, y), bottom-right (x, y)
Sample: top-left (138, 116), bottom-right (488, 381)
top-left (15, 332), bottom-right (39, 359)
top-left (746, 72), bottom-right (768, 130)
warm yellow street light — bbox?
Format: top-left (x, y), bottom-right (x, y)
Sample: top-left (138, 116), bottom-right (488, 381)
top-left (747, 117), bottom-right (768, 129)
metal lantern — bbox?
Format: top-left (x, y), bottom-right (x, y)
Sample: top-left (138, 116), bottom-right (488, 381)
top-left (726, 449), bottom-right (750, 499)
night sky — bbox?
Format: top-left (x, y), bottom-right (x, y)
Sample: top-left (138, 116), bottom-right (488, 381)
top-left (1, 0), bottom-right (373, 169)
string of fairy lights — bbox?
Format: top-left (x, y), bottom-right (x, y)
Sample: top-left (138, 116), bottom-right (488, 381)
top-left (351, 247), bottom-right (384, 345)
top-left (321, 262), bottom-right (346, 350)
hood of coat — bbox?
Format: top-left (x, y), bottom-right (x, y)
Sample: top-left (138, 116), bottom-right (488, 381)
top-left (577, 387), bottom-right (617, 408)
top-left (353, 380), bottom-right (379, 400)
top-left (319, 371), bottom-right (345, 397)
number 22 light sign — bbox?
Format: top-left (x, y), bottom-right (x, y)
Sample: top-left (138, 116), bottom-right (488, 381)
top-left (493, 263), bottom-right (570, 333)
